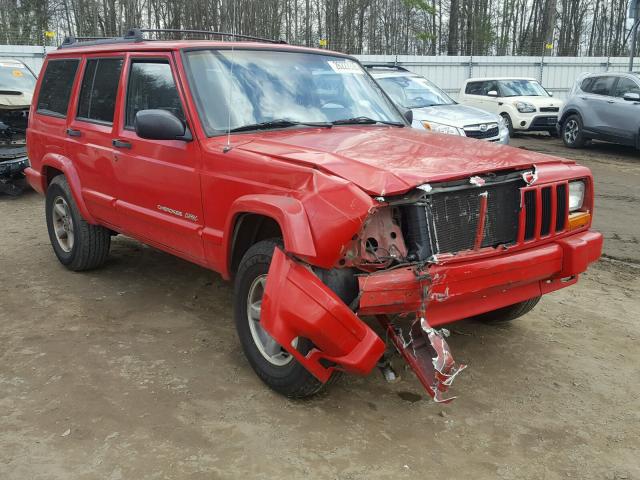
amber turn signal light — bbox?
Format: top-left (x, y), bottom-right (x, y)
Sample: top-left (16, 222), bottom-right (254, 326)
top-left (568, 211), bottom-right (591, 231)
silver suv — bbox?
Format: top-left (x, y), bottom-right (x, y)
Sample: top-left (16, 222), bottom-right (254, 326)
top-left (367, 65), bottom-right (509, 144)
top-left (559, 72), bottom-right (640, 149)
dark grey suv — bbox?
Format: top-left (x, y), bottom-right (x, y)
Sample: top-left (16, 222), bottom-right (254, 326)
top-left (559, 72), bottom-right (640, 149)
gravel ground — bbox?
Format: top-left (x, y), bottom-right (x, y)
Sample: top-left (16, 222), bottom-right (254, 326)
top-left (1, 136), bottom-right (639, 480)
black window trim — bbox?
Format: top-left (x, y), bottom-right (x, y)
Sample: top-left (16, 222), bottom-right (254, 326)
top-left (35, 57), bottom-right (80, 119)
top-left (123, 56), bottom-right (187, 133)
top-left (75, 56), bottom-right (124, 127)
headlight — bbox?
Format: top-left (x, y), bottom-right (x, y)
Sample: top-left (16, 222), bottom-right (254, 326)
top-left (515, 102), bottom-right (536, 113)
top-left (421, 121), bottom-right (464, 136)
top-left (568, 180), bottom-right (585, 212)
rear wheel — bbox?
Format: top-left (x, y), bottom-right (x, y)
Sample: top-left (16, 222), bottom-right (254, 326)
top-left (562, 114), bottom-right (586, 148)
top-left (45, 175), bottom-right (111, 271)
top-left (475, 297), bottom-right (541, 324)
top-left (234, 239), bottom-right (337, 398)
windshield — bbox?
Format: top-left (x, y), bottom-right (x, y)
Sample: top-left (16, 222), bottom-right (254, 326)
top-left (498, 79), bottom-right (549, 97)
top-left (0, 62), bottom-right (36, 92)
top-left (183, 49), bottom-right (404, 135)
top-left (377, 75), bottom-right (454, 108)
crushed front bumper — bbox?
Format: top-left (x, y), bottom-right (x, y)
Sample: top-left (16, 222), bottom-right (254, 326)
top-left (358, 230), bottom-right (602, 326)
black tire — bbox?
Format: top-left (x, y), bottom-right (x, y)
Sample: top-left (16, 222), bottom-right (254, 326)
top-left (501, 113), bottom-right (514, 137)
top-left (475, 297), bottom-right (541, 324)
top-left (234, 239), bottom-right (338, 398)
top-left (45, 175), bottom-right (111, 271)
top-left (561, 114), bottom-right (586, 148)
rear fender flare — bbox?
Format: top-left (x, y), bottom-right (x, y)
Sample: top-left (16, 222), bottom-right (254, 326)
top-left (41, 153), bottom-right (97, 224)
top-left (225, 194), bottom-right (317, 275)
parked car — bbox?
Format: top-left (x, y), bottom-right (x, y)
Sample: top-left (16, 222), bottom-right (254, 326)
top-left (26, 30), bottom-right (602, 402)
top-left (0, 58), bottom-right (36, 195)
top-left (459, 77), bottom-right (563, 137)
top-left (559, 72), bottom-right (640, 149)
top-left (366, 65), bottom-right (509, 144)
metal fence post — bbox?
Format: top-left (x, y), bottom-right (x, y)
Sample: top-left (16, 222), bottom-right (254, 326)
top-left (468, 55), bottom-right (473, 79)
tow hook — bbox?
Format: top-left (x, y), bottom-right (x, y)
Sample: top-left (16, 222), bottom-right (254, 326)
top-left (377, 314), bottom-right (467, 403)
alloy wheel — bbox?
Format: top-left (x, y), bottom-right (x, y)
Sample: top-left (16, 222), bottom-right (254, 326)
top-left (51, 196), bottom-right (74, 253)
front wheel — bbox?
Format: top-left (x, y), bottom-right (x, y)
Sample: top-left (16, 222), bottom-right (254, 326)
top-left (501, 113), bottom-right (514, 137)
top-left (562, 115), bottom-right (586, 148)
top-left (234, 239), bottom-right (335, 398)
top-left (475, 297), bottom-right (541, 324)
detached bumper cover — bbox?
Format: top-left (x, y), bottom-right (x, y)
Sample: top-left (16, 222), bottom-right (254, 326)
top-left (261, 248), bottom-right (385, 382)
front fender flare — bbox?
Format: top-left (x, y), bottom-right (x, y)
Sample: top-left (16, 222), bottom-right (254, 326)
top-left (225, 194), bottom-right (317, 271)
top-left (41, 153), bottom-right (97, 225)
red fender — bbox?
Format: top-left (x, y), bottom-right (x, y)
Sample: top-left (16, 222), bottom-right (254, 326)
top-left (223, 194), bottom-right (317, 275)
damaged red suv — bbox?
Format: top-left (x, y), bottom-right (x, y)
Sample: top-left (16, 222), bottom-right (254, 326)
top-left (26, 30), bottom-right (602, 402)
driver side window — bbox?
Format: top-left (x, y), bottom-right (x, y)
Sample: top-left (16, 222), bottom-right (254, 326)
top-left (125, 60), bottom-right (185, 128)
top-left (614, 77), bottom-right (640, 98)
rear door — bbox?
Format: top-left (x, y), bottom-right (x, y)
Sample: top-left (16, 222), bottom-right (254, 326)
top-left (65, 54), bottom-right (124, 227)
top-left (111, 52), bottom-right (205, 263)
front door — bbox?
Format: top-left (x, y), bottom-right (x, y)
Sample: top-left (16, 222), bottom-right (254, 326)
top-left (605, 76), bottom-right (640, 144)
top-left (112, 52), bottom-right (205, 263)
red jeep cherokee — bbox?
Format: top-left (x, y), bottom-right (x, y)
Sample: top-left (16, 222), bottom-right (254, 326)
top-left (25, 30), bottom-right (603, 402)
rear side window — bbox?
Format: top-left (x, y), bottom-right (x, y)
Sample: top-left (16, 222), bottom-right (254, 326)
top-left (465, 82), bottom-right (483, 95)
top-left (36, 59), bottom-right (79, 117)
top-left (125, 60), bottom-right (184, 128)
top-left (77, 58), bottom-right (123, 124)
top-left (585, 76), bottom-right (616, 96)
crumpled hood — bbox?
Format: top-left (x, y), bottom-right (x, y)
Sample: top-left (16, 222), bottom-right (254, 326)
top-left (236, 126), bottom-right (572, 196)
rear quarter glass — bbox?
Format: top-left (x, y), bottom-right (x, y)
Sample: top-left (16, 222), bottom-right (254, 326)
top-left (36, 59), bottom-right (80, 117)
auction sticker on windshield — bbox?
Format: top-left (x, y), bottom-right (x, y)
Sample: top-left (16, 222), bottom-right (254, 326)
top-left (327, 60), bottom-right (363, 75)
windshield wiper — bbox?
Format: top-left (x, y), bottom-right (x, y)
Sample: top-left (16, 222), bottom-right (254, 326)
top-left (332, 116), bottom-right (405, 127)
top-left (229, 119), bottom-right (332, 133)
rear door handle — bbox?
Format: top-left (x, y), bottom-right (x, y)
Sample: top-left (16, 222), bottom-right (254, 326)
top-left (66, 128), bottom-right (81, 137)
top-left (112, 139), bottom-right (132, 149)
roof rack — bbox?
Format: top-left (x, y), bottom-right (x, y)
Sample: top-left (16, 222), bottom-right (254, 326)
top-left (59, 27), bottom-right (285, 49)
top-left (362, 63), bottom-right (409, 72)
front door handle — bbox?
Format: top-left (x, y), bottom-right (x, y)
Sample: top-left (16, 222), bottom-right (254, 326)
top-left (112, 139), bottom-right (132, 149)
top-left (66, 128), bottom-right (81, 137)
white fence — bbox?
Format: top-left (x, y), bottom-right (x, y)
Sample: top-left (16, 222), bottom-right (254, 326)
top-left (1, 45), bottom-right (638, 100)
top-left (357, 55), bottom-right (640, 99)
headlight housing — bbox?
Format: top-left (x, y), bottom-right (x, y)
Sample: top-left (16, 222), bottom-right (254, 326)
top-left (568, 180), bottom-right (586, 212)
top-left (515, 101), bottom-right (536, 113)
top-left (421, 121), bottom-right (464, 136)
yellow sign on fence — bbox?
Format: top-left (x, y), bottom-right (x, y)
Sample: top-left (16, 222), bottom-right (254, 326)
top-left (45, 31), bottom-right (56, 38)
top-left (319, 39), bottom-right (327, 47)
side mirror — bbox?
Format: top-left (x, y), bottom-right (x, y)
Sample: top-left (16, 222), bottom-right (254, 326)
top-left (134, 109), bottom-right (190, 141)
top-left (548, 91), bottom-right (554, 97)
top-left (402, 108), bottom-right (414, 125)
top-left (487, 90), bottom-right (499, 98)
top-left (623, 92), bottom-right (640, 102)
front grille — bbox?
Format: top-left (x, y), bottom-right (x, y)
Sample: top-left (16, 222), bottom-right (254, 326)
top-left (532, 116), bottom-right (558, 127)
top-left (464, 125), bottom-right (499, 139)
top-left (522, 183), bottom-right (569, 241)
top-left (403, 178), bottom-right (571, 260)
top-left (540, 107), bottom-right (560, 113)
top-left (417, 182), bottom-right (521, 256)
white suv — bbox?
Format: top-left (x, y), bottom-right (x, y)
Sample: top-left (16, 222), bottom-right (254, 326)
top-left (459, 77), bottom-right (563, 136)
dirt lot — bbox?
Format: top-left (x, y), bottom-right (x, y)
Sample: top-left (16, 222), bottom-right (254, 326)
top-left (1, 136), bottom-right (639, 480)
